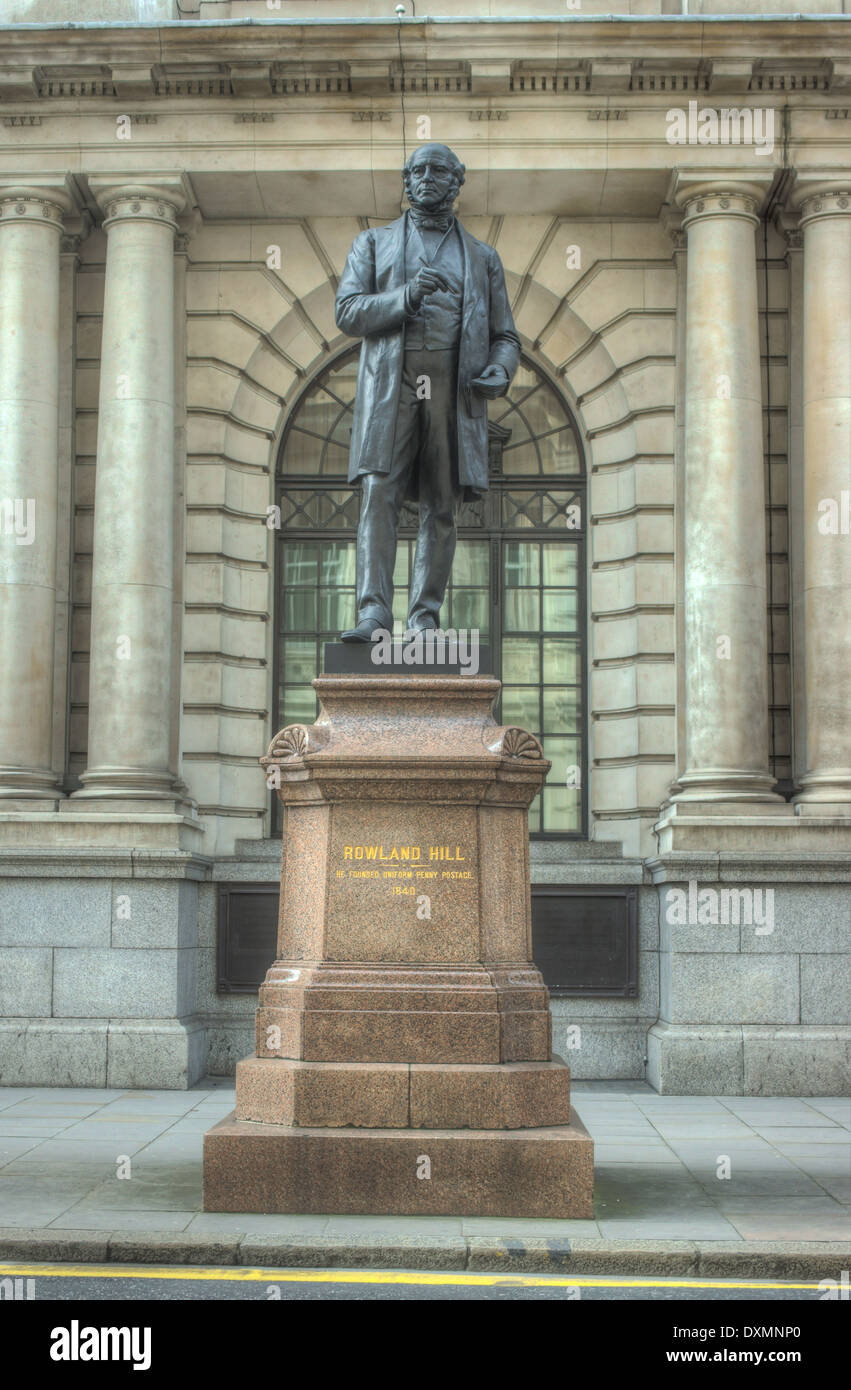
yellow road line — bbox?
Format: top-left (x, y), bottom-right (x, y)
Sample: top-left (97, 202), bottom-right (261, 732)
top-left (0, 1263), bottom-right (820, 1290)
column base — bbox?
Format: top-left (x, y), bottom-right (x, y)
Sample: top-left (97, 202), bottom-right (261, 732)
top-left (203, 1111), bottom-right (594, 1218)
top-left (70, 766), bottom-right (193, 811)
top-left (0, 766), bottom-right (65, 810)
top-left (66, 770), bottom-right (199, 823)
top-left (666, 768), bottom-right (785, 805)
top-left (794, 770), bottom-right (851, 813)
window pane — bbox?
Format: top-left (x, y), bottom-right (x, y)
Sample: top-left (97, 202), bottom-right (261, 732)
top-left (501, 440), bottom-right (540, 476)
top-left (320, 541), bottom-right (356, 586)
top-left (504, 542), bottom-right (540, 587)
top-left (542, 544), bottom-right (578, 586)
top-left (294, 394), bottom-right (348, 443)
top-left (281, 428), bottom-right (322, 474)
top-left (543, 589), bottom-right (579, 631)
top-left (502, 637), bottom-right (540, 685)
top-left (513, 382), bottom-right (567, 440)
top-left (543, 638), bottom-right (581, 684)
top-left (502, 496), bottom-right (538, 526)
top-left (452, 541), bottom-right (488, 586)
top-left (392, 588), bottom-right (409, 627)
top-left (281, 685), bottom-right (317, 726)
top-left (283, 590), bottom-right (317, 630)
top-left (320, 588), bottom-right (355, 631)
top-left (501, 686), bottom-right (540, 730)
top-left (543, 687), bottom-right (581, 733)
top-left (541, 736), bottom-right (582, 784)
top-left (393, 543), bottom-right (409, 588)
top-left (504, 590), bottom-right (540, 631)
top-left (283, 542), bottom-right (318, 586)
top-left (538, 428), bottom-right (580, 476)
top-left (542, 785), bottom-right (582, 833)
top-left (281, 639), bottom-right (316, 685)
top-left (528, 794), bottom-right (541, 832)
top-left (320, 440), bottom-right (351, 476)
top-left (451, 588), bottom-right (488, 633)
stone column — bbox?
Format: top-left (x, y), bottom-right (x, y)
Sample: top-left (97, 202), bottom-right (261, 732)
top-left (0, 184), bottom-right (72, 805)
top-left (793, 182), bottom-right (851, 811)
top-left (670, 182), bottom-right (781, 806)
top-left (73, 183), bottom-right (186, 804)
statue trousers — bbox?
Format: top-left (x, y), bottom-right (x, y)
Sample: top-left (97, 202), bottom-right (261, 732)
top-left (355, 347), bottom-right (463, 631)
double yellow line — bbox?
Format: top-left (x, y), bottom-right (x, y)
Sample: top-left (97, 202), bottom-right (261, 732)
top-left (0, 1262), bottom-right (820, 1291)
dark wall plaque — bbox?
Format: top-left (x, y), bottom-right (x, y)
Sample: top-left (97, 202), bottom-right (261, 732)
top-left (216, 884), bottom-right (279, 993)
top-left (531, 885), bottom-right (638, 997)
top-left (217, 880), bottom-right (638, 998)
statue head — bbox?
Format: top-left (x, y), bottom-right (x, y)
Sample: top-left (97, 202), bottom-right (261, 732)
top-left (403, 143), bottom-right (466, 216)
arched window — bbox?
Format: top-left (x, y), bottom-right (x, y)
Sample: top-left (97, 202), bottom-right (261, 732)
top-left (273, 348), bottom-right (586, 837)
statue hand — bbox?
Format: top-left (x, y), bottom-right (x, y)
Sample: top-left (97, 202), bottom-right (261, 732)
top-left (407, 267), bottom-right (451, 308)
top-left (471, 364), bottom-right (509, 399)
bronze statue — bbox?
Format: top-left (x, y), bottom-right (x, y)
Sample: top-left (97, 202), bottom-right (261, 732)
top-left (335, 143), bottom-right (520, 641)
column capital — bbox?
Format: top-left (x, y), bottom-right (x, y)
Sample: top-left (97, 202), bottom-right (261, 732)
top-left (676, 186), bottom-right (765, 230)
top-left (672, 173), bottom-right (773, 225)
top-left (88, 177), bottom-right (187, 232)
top-left (790, 179), bottom-right (851, 228)
top-left (0, 181), bottom-right (74, 231)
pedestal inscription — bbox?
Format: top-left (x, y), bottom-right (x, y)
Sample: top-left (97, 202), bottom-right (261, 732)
top-left (327, 804), bottom-right (478, 961)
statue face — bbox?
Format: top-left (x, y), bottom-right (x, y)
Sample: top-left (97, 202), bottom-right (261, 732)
top-left (405, 147), bottom-right (462, 212)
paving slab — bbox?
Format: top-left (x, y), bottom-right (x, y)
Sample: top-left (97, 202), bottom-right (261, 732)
top-left (46, 1209), bottom-right (197, 1232)
top-left (725, 1212), bottom-right (851, 1241)
top-left (0, 1137), bottom-right (44, 1166)
top-left (185, 1213), bottom-right (331, 1237)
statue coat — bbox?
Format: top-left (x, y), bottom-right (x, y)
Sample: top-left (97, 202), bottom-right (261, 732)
top-left (335, 212), bottom-right (520, 499)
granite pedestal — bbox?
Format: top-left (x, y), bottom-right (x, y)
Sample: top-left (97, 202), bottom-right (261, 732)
top-left (203, 671), bottom-right (594, 1217)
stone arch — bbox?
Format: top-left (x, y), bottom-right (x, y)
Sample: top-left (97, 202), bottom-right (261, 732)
top-left (183, 223), bottom-right (676, 854)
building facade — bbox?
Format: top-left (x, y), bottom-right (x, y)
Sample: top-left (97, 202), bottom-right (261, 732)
top-left (0, 0), bottom-right (849, 1093)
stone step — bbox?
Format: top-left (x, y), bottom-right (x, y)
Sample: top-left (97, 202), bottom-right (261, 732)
top-left (236, 1055), bottom-right (574, 1130)
top-left (204, 1110), bottom-right (594, 1218)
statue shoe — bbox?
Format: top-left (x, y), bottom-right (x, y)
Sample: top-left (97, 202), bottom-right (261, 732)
top-left (340, 617), bottom-right (386, 643)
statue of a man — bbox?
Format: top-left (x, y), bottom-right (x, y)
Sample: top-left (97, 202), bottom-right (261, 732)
top-left (335, 143), bottom-right (520, 641)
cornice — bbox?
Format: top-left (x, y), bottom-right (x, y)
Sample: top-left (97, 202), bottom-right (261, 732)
top-left (0, 20), bottom-right (849, 106)
top-left (0, 58), bottom-right (848, 105)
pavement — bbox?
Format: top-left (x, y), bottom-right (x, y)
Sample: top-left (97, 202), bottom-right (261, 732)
top-left (1, 1079), bottom-right (849, 1279)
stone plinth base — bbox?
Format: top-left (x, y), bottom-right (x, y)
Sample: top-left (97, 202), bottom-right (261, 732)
top-left (203, 1111), bottom-right (594, 1218)
top-left (0, 1017), bottom-right (206, 1089)
top-left (648, 1022), bottom-right (851, 1096)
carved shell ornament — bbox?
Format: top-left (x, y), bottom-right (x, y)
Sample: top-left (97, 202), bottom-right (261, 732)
top-left (264, 724), bottom-right (310, 762)
top-left (499, 727), bottom-right (544, 760)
